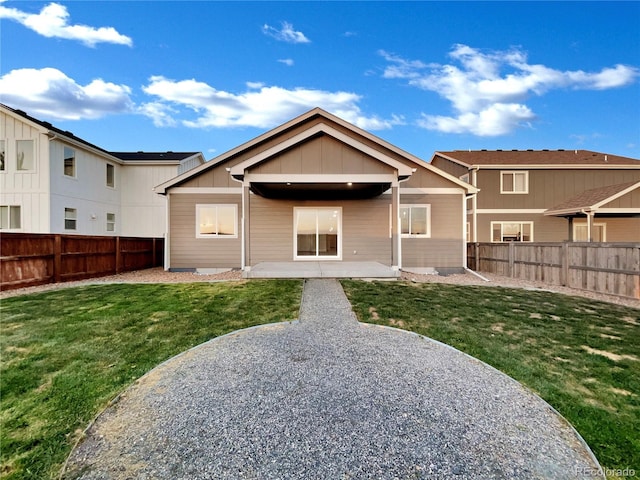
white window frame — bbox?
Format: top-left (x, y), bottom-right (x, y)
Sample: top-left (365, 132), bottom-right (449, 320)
top-left (196, 204), bottom-right (238, 238)
top-left (64, 207), bottom-right (77, 231)
top-left (293, 207), bottom-right (342, 260)
top-left (16, 139), bottom-right (35, 172)
top-left (64, 146), bottom-right (76, 178)
top-left (573, 222), bottom-right (606, 242)
top-left (106, 163), bottom-right (115, 188)
top-left (0, 205), bottom-right (21, 230)
top-left (400, 204), bottom-right (431, 238)
top-left (491, 221), bottom-right (534, 242)
top-left (106, 212), bottom-right (116, 232)
top-left (500, 171), bottom-right (528, 194)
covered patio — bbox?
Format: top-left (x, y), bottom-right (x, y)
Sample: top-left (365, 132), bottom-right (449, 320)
top-left (243, 261), bottom-right (400, 279)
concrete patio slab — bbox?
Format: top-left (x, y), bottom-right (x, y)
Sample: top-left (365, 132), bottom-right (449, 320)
top-left (244, 261), bottom-right (399, 279)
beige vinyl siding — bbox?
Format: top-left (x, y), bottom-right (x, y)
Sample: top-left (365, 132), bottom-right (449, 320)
top-left (249, 196), bottom-right (392, 265)
top-left (401, 194), bottom-right (464, 268)
top-left (477, 169), bottom-right (640, 210)
top-left (169, 193), bottom-right (242, 268)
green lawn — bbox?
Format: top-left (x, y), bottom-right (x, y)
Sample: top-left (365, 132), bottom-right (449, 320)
top-left (0, 280), bottom-right (302, 480)
top-left (342, 280), bottom-right (640, 480)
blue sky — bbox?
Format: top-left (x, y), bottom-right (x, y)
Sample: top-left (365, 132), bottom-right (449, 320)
top-left (1, 1), bottom-right (639, 161)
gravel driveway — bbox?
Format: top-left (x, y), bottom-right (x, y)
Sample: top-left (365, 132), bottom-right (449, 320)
top-left (62, 279), bottom-right (602, 480)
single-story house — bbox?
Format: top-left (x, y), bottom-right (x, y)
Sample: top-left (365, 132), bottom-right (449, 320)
top-left (154, 108), bottom-right (477, 277)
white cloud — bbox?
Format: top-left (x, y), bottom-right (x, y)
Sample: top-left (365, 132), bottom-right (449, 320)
top-left (262, 21), bottom-right (310, 44)
top-left (0, 2), bottom-right (132, 47)
top-left (141, 76), bottom-right (402, 130)
top-left (0, 67), bottom-right (133, 119)
top-left (381, 44), bottom-right (639, 136)
top-left (278, 58), bottom-right (295, 67)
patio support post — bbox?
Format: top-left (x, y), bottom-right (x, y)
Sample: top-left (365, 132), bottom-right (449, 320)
top-left (391, 184), bottom-right (400, 269)
top-left (243, 185), bottom-right (251, 269)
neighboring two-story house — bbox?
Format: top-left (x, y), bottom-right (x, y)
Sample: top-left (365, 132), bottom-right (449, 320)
top-left (431, 150), bottom-right (640, 243)
top-left (0, 104), bottom-right (204, 237)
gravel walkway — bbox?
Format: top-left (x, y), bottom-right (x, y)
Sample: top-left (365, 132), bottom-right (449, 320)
top-left (62, 279), bottom-right (602, 480)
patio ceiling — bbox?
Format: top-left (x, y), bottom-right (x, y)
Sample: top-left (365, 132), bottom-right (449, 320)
top-left (250, 182), bottom-right (392, 200)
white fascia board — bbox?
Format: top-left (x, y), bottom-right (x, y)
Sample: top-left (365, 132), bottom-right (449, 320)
top-left (244, 173), bottom-right (397, 184)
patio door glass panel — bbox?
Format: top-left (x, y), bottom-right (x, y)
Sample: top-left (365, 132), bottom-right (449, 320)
top-left (296, 209), bottom-right (317, 256)
top-left (295, 208), bottom-right (341, 259)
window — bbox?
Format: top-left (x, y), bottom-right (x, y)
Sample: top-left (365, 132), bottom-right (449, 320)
top-left (106, 163), bottom-right (115, 187)
top-left (500, 171), bottom-right (528, 194)
top-left (0, 205), bottom-right (21, 229)
top-left (491, 222), bottom-right (533, 242)
top-left (65, 208), bottom-right (77, 230)
top-left (0, 140), bottom-right (5, 171)
top-left (16, 140), bottom-right (34, 171)
top-left (400, 205), bottom-right (431, 237)
top-left (64, 147), bottom-right (76, 177)
top-left (574, 223), bottom-right (606, 242)
top-left (106, 213), bottom-right (116, 232)
top-left (294, 207), bottom-right (341, 259)
top-left (196, 204), bottom-right (237, 238)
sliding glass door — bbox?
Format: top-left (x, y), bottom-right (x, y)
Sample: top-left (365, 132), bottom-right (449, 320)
top-left (294, 207), bottom-right (341, 259)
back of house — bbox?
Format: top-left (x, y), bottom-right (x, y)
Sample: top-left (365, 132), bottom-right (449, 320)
top-left (155, 108), bottom-right (477, 276)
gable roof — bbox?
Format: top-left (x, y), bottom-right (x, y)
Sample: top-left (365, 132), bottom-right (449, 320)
top-left (544, 181), bottom-right (640, 216)
top-left (156, 107), bottom-right (477, 194)
top-left (434, 150), bottom-right (640, 168)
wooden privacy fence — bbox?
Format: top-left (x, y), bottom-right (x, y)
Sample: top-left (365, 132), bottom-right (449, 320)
top-left (0, 233), bottom-right (164, 291)
top-left (467, 242), bottom-right (640, 299)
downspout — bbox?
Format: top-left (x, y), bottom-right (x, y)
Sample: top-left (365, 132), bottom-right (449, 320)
top-left (396, 173), bottom-right (413, 271)
top-left (470, 166), bottom-right (479, 242)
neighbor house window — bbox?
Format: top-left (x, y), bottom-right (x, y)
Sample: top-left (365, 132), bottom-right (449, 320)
top-left (106, 213), bottom-right (116, 232)
top-left (64, 208), bottom-right (77, 230)
top-left (196, 204), bottom-right (237, 238)
top-left (106, 163), bottom-right (115, 187)
top-left (64, 146), bottom-right (76, 177)
top-left (400, 205), bottom-right (431, 237)
top-left (16, 140), bottom-right (34, 171)
top-left (574, 223), bottom-right (606, 242)
top-left (0, 205), bottom-right (21, 229)
top-left (491, 221), bottom-right (533, 242)
top-left (500, 171), bottom-right (528, 194)
top-left (0, 140), bottom-right (5, 171)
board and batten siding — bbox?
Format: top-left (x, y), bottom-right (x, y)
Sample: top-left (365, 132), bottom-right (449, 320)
top-left (401, 193), bottom-right (465, 268)
top-left (168, 193), bottom-right (242, 269)
top-left (1, 111), bottom-right (51, 232)
top-left (248, 195), bottom-right (392, 265)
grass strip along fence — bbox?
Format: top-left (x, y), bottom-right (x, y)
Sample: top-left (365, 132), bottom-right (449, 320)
top-left (342, 280), bottom-right (639, 480)
top-left (0, 280), bottom-right (302, 479)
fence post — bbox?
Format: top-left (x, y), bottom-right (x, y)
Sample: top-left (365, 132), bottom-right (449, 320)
top-left (561, 242), bottom-right (569, 286)
top-left (152, 238), bottom-right (157, 267)
top-left (116, 236), bottom-right (122, 274)
top-left (508, 242), bottom-right (515, 278)
top-left (54, 235), bottom-right (62, 283)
